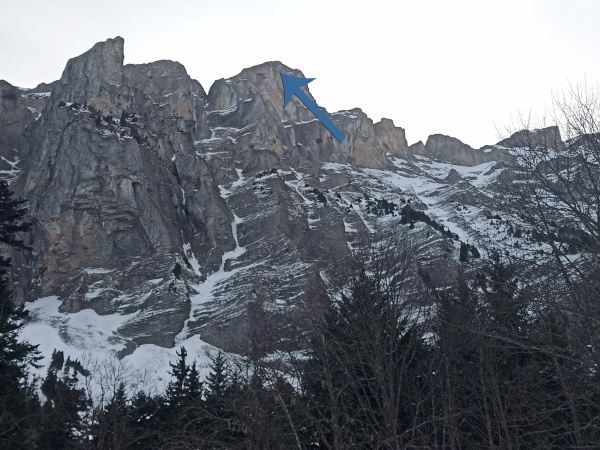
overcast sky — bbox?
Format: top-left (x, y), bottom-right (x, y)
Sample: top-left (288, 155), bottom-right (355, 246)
top-left (2, 0), bottom-right (599, 148)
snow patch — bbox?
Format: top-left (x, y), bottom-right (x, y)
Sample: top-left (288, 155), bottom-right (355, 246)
top-left (84, 268), bottom-right (115, 275)
top-left (332, 110), bottom-right (358, 119)
top-left (21, 91), bottom-right (51, 99)
top-left (207, 104), bottom-right (238, 116)
top-left (183, 243), bottom-right (202, 277)
top-left (176, 212), bottom-right (249, 344)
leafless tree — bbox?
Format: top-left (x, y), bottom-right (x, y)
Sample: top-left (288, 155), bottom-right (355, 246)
top-left (298, 234), bottom-right (436, 449)
top-left (495, 82), bottom-right (600, 396)
top-left (77, 353), bottom-right (153, 450)
top-left (496, 82), bottom-right (600, 290)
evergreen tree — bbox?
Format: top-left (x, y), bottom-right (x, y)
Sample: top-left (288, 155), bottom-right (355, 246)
top-left (166, 347), bottom-right (189, 407)
top-left (161, 348), bottom-right (210, 447)
top-left (185, 361), bottom-right (203, 402)
top-left (303, 268), bottom-right (431, 448)
top-left (0, 280), bottom-right (41, 399)
top-left (205, 351), bottom-right (229, 399)
top-left (38, 351), bottom-right (90, 449)
top-left (435, 260), bottom-right (540, 448)
top-left (203, 351), bottom-right (242, 447)
top-left (435, 274), bottom-right (485, 448)
top-left (129, 391), bottom-right (165, 449)
top-left (0, 179), bottom-right (39, 449)
top-left (94, 382), bottom-right (132, 449)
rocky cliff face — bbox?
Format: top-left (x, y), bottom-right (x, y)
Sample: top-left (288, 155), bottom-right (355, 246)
top-left (10, 37), bottom-right (233, 349)
top-left (0, 80), bottom-right (52, 176)
top-left (495, 126), bottom-right (564, 150)
top-left (2, 37), bottom-right (530, 356)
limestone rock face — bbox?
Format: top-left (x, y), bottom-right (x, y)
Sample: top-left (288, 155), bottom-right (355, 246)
top-left (0, 81), bottom-right (33, 170)
top-left (496, 126), bottom-right (564, 149)
top-left (446, 168), bottom-right (462, 184)
top-left (0, 80), bottom-right (55, 178)
top-left (409, 140), bottom-right (426, 155)
top-left (54, 37), bottom-right (125, 107)
top-left (10, 38), bottom-right (235, 350)
top-left (422, 134), bottom-right (490, 166)
top-left (4, 37), bottom-right (516, 354)
top-left (205, 61), bottom-right (409, 170)
top-left (373, 118), bottom-right (410, 158)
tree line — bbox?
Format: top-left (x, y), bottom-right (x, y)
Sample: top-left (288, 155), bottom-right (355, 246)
top-left (2, 232), bottom-right (600, 448)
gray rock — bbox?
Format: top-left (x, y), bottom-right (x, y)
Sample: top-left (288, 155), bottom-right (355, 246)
top-left (2, 37), bottom-right (516, 355)
top-left (10, 37), bottom-right (236, 349)
top-left (446, 168), bottom-right (462, 183)
top-left (423, 134), bottom-right (491, 166)
top-left (0, 81), bottom-right (35, 172)
top-left (496, 126), bottom-right (564, 150)
top-left (54, 36), bottom-right (125, 107)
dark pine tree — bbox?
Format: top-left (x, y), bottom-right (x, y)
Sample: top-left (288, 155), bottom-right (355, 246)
top-left (205, 351), bottom-right (229, 399)
top-left (435, 274), bottom-right (484, 448)
top-left (303, 269), bottom-right (431, 449)
top-left (0, 179), bottom-right (39, 450)
top-left (186, 361), bottom-right (203, 403)
top-left (161, 348), bottom-right (210, 448)
top-left (129, 391), bottom-right (166, 449)
top-left (94, 382), bottom-right (132, 450)
top-left (38, 351), bottom-right (91, 449)
top-left (166, 346), bottom-right (190, 407)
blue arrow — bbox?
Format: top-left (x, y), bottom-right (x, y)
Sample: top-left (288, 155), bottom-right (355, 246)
top-left (280, 72), bottom-right (345, 142)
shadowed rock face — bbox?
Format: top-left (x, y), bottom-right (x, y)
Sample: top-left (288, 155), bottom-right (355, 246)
top-left (0, 80), bottom-right (57, 173)
top-left (421, 134), bottom-right (498, 166)
top-left (0, 81), bottom-right (31, 169)
top-left (3, 37), bottom-right (519, 353)
top-left (373, 118), bottom-right (410, 159)
top-left (9, 38), bottom-right (234, 350)
top-left (55, 36), bottom-right (125, 107)
top-left (496, 126), bottom-right (564, 150)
